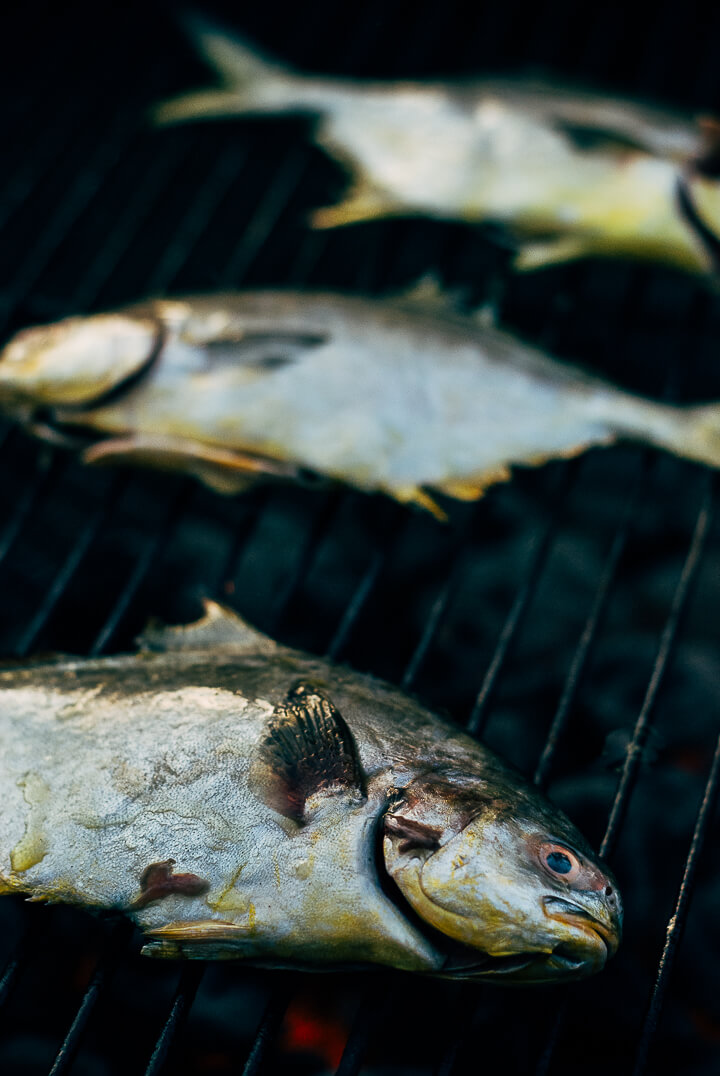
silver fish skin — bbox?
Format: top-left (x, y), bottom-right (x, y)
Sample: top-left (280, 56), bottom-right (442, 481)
top-left (1, 288), bottom-right (719, 516)
top-left (154, 16), bottom-right (720, 275)
top-left (0, 602), bottom-right (621, 983)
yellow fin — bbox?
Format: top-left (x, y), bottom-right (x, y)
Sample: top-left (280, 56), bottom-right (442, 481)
top-left (432, 466), bottom-right (513, 502)
top-left (391, 486), bottom-right (448, 522)
top-left (310, 184), bottom-right (395, 229)
top-left (82, 434), bottom-right (297, 495)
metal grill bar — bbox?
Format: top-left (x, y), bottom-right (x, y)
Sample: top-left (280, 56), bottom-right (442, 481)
top-left (534, 476), bottom-right (715, 1076)
top-left (47, 923), bottom-right (131, 1076)
top-left (240, 980), bottom-right (299, 1076)
top-left (0, 444), bottom-right (63, 569)
top-left (600, 480), bottom-right (713, 859)
top-left (632, 722), bottom-right (720, 1076)
top-left (90, 484), bottom-right (192, 656)
top-left (0, 116), bottom-right (140, 332)
top-left (12, 476), bottom-right (128, 658)
top-left (66, 140), bottom-right (197, 313)
top-left (265, 489), bottom-right (344, 634)
top-left (533, 459), bottom-right (645, 787)
top-left (143, 964), bottom-right (204, 1076)
top-left (466, 462), bottom-right (577, 738)
top-left (143, 143), bottom-right (251, 295)
top-left (334, 990), bottom-right (388, 1076)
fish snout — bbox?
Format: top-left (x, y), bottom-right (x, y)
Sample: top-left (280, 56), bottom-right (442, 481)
top-left (543, 891), bottom-right (622, 961)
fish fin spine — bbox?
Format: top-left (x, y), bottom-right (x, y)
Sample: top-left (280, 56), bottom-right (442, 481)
top-left (259, 682), bottom-right (366, 822)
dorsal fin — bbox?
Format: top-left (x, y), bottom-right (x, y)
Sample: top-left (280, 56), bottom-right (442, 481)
top-left (137, 600), bottom-right (276, 654)
top-left (390, 274), bottom-right (469, 317)
top-left (258, 681), bottom-right (366, 823)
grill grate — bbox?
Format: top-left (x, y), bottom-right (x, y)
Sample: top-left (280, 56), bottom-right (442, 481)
top-left (0, 2), bottom-right (718, 1074)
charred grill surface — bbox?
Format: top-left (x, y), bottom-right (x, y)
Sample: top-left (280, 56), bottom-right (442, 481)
top-left (0, 1), bottom-right (718, 1074)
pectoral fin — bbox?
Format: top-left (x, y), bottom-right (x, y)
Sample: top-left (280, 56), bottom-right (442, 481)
top-left (82, 434), bottom-right (299, 495)
top-left (257, 681), bottom-right (366, 823)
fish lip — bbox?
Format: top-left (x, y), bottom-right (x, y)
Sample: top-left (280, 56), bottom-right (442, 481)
top-left (543, 895), bottom-right (621, 959)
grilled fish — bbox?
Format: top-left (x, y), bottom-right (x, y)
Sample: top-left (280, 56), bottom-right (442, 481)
top-left (154, 17), bottom-right (720, 275)
top-left (1, 287), bottom-right (719, 516)
top-left (0, 601), bottom-right (621, 981)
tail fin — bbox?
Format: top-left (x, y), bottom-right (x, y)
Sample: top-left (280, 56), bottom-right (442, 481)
top-left (625, 398), bottom-right (720, 471)
top-left (668, 402), bottom-right (720, 470)
top-left (154, 13), bottom-right (300, 125)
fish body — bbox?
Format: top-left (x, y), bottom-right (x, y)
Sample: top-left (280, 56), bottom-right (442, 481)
top-left (0, 602), bottom-right (621, 981)
top-left (1, 288), bottom-right (719, 514)
top-left (155, 18), bottom-right (720, 275)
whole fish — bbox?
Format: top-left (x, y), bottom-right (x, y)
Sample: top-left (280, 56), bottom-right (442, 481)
top-left (154, 17), bottom-right (720, 276)
top-left (0, 601), bottom-right (621, 981)
top-left (1, 287), bottom-right (719, 516)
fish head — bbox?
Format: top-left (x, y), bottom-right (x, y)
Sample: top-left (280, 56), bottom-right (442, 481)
top-left (0, 314), bottom-right (159, 408)
top-left (382, 773), bottom-right (621, 983)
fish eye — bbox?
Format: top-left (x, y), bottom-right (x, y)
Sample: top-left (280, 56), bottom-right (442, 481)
top-left (539, 842), bottom-right (581, 883)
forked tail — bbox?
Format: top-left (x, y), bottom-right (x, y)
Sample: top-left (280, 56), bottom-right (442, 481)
top-left (153, 13), bottom-right (303, 125)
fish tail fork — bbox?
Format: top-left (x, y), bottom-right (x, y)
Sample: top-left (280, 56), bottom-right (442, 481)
top-left (153, 14), bottom-right (302, 125)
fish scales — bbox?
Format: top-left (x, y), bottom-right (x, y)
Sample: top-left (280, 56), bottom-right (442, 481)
top-left (1, 288), bottom-right (719, 516)
top-left (0, 604), bottom-right (622, 982)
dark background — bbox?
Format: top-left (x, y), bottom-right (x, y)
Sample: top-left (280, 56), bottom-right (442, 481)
top-left (0, 1), bottom-right (718, 1074)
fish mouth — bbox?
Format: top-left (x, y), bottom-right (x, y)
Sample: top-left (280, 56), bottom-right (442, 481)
top-left (543, 895), bottom-right (621, 960)
top-left (438, 896), bottom-right (620, 984)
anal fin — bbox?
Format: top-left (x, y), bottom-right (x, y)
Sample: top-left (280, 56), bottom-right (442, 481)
top-left (82, 434), bottom-right (299, 495)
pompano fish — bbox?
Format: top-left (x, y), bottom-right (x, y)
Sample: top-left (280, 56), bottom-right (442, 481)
top-left (0, 601), bottom-right (622, 982)
top-left (2, 287), bottom-right (720, 517)
top-left (154, 17), bottom-right (720, 276)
